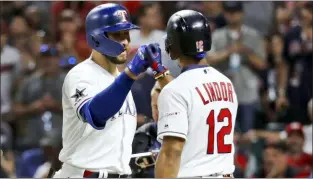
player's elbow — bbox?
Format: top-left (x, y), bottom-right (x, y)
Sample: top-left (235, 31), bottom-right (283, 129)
top-left (80, 102), bottom-right (107, 130)
top-left (162, 136), bottom-right (185, 158)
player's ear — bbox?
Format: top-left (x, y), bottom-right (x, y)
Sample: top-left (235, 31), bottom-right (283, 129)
top-left (168, 49), bottom-right (179, 61)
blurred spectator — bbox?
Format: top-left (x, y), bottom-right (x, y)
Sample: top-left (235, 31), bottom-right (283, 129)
top-left (130, 2), bottom-right (180, 78)
top-left (243, 2), bottom-right (275, 37)
top-left (244, 119), bottom-right (312, 157)
top-left (274, 5), bottom-right (294, 36)
top-left (8, 16), bottom-right (30, 50)
top-left (1, 20), bottom-right (22, 121)
top-left (59, 56), bottom-right (79, 73)
top-left (0, 2), bottom-right (28, 22)
top-left (256, 34), bottom-right (284, 117)
top-left (233, 132), bottom-right (248, 178)
top-left (51, 1), bottom-right (95, 42)
top-left (276, 2), bottom-right (312, 124)
top-left (24, 5), bottom-right (48, 33)
top-left (285, 122), bottom-right (312, 177)
top-left (0, 121), bottom-right (16, 178)
top-left (16, 129), bottom-right (62, 178)
top-left (12, 45), bottom-right (65, 151)
top-left (207, 1), bottom-right (267, 133)
top-left (130, 2), bottom-right (177, 121)
top-left (8, 16), bottom-right (37, 74)
top-left (122, 1), bottom-right (142, 17)
top-left (253, 141), bottom-right (299, 178)
top-left (201, 2), bottom-right (227, 32)
top-left (288, 2), bottom-right (309, 27)
top-left (56, 9), bottom-right (90, 61)
top-left (57, 9), bottom-right (79, 36)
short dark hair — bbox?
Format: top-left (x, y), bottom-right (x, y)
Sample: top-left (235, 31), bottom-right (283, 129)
top-left (304, 2), bottom-right (313, 13)
top-left (223, 1), bottom-right (243, 12)
top-left (135, 2), bottom-right (158, 19)
top-left (264, 141), bottom-right (289, 154)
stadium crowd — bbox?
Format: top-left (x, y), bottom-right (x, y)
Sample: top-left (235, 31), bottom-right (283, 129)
top-left (0, 1), bottom-right (312, 178)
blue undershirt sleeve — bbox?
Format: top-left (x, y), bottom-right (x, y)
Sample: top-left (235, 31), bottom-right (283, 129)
top-left (79, 72), bottom-right (134, 130)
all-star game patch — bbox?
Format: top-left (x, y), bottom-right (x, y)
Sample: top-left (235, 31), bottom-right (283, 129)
top-left (71, 88), bottom-right (87, 103)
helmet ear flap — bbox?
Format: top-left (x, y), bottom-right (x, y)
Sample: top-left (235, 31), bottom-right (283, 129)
top-left (91, 35), bottom-right (100, 48)
top-left (87, 29), bottom-right (125, 57)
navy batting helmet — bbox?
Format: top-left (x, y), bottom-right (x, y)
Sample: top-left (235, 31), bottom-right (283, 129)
top-left (85, 3), bottom-right (139, 57)
top-left (165, 10), bottom-right (212, 60)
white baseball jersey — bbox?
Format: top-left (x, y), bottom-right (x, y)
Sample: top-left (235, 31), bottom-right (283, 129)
top-left (59, 58), bottom-right (137, 175)
top-left (157, 66), bottom-right (238, 177)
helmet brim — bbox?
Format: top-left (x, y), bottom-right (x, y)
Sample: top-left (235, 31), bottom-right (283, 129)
top-left (102, 22), bottom-right (140, 33)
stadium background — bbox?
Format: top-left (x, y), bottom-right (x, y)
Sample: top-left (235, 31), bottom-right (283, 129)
top-left (0, 1), bottom-right (312, 178)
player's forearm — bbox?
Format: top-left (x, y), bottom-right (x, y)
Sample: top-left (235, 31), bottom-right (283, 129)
top-left (155, 149), bottom-right (181, 178)
top-left (157, 75), bottom-right (173, 90)
top-left (81, 72), bottom-right (134, 128)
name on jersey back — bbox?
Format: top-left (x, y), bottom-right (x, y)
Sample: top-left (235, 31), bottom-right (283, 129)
top-left (195, 82), bottom-right (234, 104)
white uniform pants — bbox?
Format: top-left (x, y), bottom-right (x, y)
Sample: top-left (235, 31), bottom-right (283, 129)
top-left (53, 163), bottom-right (110, 178)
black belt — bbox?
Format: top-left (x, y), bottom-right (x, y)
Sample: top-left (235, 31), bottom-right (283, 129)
top-left (107, 173), bottom-right (129, 178)
top-left (197, 174), bottom-right (233, 178)
top-left (83, 170), bottom-right (129, 178)
top-left (207, 174), bottom-right (232, 178)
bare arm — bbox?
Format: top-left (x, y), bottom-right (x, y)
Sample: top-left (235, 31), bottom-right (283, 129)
top-left (244, 130), bottom-right (282, 143)
top-left (157, 75), bottom-right (174, 90)
top-left (276, 58), bottom-right (289, 97)
top-left (13, 101), bottom-right (45, 118)
top-left (155, 136), bottom-right (185, 178)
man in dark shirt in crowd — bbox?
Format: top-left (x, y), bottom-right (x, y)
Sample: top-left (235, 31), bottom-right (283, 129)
top-left (276, 2), bottom-right (312, 124)
top-left (201, 2), bottom-right (227, 31)
top-left (253, 141), bottom-right (299, 178)
top-left (13, 44), bottom-right (65, 151)
top-left (207, 1), bottom-right (267, 133)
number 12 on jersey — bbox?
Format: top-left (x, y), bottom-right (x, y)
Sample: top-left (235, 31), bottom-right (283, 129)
top-left (206, 108), bottom-right (233, 154)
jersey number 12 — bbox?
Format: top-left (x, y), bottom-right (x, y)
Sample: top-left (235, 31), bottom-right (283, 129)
top-left (206, 108), bottom-right (232, 154)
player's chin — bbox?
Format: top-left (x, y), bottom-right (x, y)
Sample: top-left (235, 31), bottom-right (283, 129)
top-left (115, 56), bottom-right (128, 64)
top-left (108, 55), bottom-right (128, 65)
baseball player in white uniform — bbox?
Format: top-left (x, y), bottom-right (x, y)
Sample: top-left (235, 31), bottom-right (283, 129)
top-left (53, 3), bottom-right (152, 178)
top-left (142, 10), bottom-right (239, 178)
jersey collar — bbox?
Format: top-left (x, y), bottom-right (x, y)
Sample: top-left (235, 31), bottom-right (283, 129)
top-left (181, 64), bottom-right (208, 74)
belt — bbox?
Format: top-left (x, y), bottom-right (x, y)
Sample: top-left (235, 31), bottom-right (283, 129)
top-left (83, 170), bottom-right (129, 178)
top-left (107, 174), bottom-right (129, 178)
top-left (222, 174), bottom-right (232, 178)
top-left (201, 173), bottom-right (233, 178)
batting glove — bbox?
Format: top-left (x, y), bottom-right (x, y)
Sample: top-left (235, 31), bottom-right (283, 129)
top-left (145, 43), bottom-right (169, 80)
top-left (126, 45), bottom-right (149, 76)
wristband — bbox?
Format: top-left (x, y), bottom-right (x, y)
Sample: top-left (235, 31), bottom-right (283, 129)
top-left (154, 70), bottom-right (170, 80)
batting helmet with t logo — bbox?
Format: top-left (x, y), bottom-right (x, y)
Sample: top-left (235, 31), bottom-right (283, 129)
top-left (85, 3), bottom-right (139, 57)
